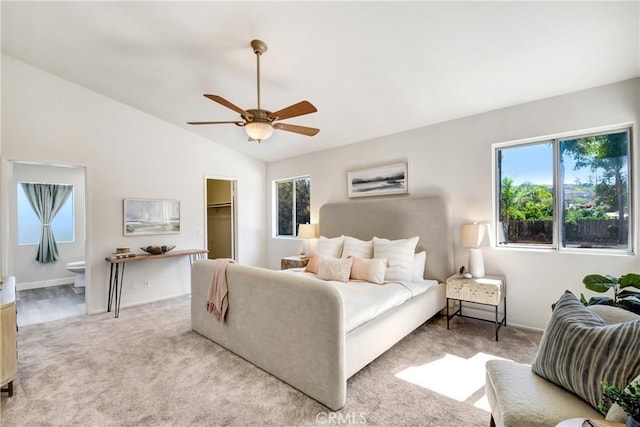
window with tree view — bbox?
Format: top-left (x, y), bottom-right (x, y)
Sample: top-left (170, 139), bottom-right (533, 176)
top-left (276, 176), bottom-right (310, 237)
top-left (496, 127), bottom-right (632, 252)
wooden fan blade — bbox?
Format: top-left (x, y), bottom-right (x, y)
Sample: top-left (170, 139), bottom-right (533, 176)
top-left (273, 122), bottom-right (320, 136)
top-left (187, 121), bottom-right (244, 125)
top-left (269, 100), bottom-right (317, 121)
top-left (203, 94), bottom-right (253, 118)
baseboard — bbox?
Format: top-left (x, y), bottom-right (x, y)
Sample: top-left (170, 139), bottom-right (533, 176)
top-left (445, 300), bottom-right (544, 333)
top-left (17, 277), bottom-right (75, 291)
top-left (86, 291), bottom-right (190, 315)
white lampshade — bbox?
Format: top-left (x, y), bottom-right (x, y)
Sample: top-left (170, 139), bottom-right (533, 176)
top-left (461, 223), bottom-right (486, 248)
top-left (298, 223), bottom-right (319, 239)
top-left (245, 121), bottom-right (273, 141)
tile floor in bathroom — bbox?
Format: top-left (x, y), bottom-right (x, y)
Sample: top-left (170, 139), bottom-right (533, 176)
top-left (16, 284), bottom-right (86, 327)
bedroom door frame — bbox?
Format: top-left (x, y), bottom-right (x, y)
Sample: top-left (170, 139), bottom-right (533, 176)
top-left (1, 157), bottom-right (89, 315)
top-left (203, 176), bottom-right (238, 261)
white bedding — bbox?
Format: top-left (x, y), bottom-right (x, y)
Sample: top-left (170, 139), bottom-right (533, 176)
top-left (284, 268), bottom-right (439, 332)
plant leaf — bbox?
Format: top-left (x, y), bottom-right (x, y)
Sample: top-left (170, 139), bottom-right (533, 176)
top-left (620, 273), bottom-right (640, 289)
top-left (587, 296), bottom-right (615, 306)
top-left (617, 289), bottom-right (640, 300)
top-left (580, 293), bottom-right (589, 305)
top-left (583, 274), bottom-right (616, 293)
top-left (617, 299), bottom-right (640, 315)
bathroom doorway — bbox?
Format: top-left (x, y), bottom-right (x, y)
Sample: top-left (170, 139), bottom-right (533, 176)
top-left (205, 178), bottom-right (237, 260)
top-left (10, 161), bottom-right (87, 326)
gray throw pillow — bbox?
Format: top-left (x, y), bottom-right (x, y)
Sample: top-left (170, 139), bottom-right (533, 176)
top-left (531, 290), bottom-right (640, 411)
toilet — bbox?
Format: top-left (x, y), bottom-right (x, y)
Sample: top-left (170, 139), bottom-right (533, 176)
top-left (65, 261), bottom-right (85, 288)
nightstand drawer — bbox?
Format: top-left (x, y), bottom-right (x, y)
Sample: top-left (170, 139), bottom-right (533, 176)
top-left (446, 277), bottom-right (504, 305)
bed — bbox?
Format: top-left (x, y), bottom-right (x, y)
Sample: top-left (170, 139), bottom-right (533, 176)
top-left (191, 195), bottom-right (454, 410)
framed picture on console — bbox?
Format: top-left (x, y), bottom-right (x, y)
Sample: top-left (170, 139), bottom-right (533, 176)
top-left (348, 162), bottom-right (409, 198)
top-left (123, 198), bottom-right (180, 236)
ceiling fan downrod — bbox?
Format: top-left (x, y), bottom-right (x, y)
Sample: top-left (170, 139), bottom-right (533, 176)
top-left (251, 39), bottom-right (268, 112)
top-left (187, 38), bottom-right (319, 141)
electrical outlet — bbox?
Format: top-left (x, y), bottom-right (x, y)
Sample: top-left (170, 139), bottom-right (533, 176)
top-left (143, 280), bottom-right (149, 288)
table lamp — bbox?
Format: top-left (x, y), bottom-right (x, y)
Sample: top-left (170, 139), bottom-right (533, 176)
top-left (461, 223), bottom-right (487, 278)
top-left (298, 223), bottom-right (319, 258)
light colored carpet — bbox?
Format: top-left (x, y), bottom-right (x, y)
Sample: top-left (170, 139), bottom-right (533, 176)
top-left (0, 295), bottom-right (541, 426)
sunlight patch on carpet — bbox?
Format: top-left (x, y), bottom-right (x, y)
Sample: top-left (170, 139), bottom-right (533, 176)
top-left (473, 394), bottom-right (492, 411)
top-left (394, 352), bottom-right (510, 405)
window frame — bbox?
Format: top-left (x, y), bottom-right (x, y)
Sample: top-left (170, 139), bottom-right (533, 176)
top-left (273, 175), bottom-right (311, 238)
top-left (492, 124), bottom-right (634, 254)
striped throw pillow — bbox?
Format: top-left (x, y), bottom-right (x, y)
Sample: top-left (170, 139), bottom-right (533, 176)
top-left (342, 236), bottom-right (373, 259)
top-left (532, 291), bottom-right (640, 411)
top-left (373, 236), bottom-right (419, 282)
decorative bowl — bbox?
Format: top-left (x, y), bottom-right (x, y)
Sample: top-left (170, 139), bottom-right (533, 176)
top-left (140, 245), bottom-right (176, 255)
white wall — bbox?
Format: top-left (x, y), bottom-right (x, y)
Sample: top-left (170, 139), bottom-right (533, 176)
top-left (1, 54), bottom-right (267, 314)
top-left (267, 78), bottom-right (640, 330)
top-left (11, 162), bottom-right (85, 289)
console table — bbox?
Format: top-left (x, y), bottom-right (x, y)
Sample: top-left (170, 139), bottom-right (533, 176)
top-left (105, 249), bottom-right (207, 318)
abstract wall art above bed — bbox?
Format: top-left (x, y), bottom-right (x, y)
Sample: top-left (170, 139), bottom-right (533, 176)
top-left (347, 162), bottom-right (408, 198)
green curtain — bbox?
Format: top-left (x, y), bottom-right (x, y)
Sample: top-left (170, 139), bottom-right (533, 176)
top-left (21, 183), bottom-right (73, 263)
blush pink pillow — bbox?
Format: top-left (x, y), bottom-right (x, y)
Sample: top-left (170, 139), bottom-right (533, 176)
top-left (349, 256), bottom-right (388, 284)
top-left (305, 254), bottom-right (321, 274)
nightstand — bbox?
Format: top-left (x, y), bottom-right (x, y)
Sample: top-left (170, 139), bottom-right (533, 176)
top-left (1, 277), bottom-right (17, 397)
top-left (446, 274), bottom-right (506, 341)
top-left (280, 256), bottom-right (309, 270)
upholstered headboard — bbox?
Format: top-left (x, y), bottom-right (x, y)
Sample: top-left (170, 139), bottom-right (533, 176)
top-left (319, 196), bottom-right (454, 283)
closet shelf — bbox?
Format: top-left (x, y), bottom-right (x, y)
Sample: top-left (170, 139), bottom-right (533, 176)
top-left (207, 202), bottom-right (231, 208)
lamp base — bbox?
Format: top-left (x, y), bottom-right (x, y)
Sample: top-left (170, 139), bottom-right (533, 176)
top-left (468, 248), bottom-right (485, 278)
top-left (299, 240), bottom-right (311, 259)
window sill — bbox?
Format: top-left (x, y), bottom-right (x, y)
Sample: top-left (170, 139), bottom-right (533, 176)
top-left (272, 235), bottom-right (303, 240)
top-left (493, 244), bottom-right (634, 257)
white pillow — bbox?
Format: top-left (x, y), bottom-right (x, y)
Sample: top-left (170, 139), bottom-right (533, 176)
top-left (317, 257), bottom-right (353, 283)
top-left (341, 236), bottom-right (373, 259)
top-left (349, 256), bottom-right (387, 284)
top-left (315, 236), bottom-right (344, 258)
top-left (373, 236), bottom-right (419, 282)
top-left (412, 251), bottom-right (427, 281)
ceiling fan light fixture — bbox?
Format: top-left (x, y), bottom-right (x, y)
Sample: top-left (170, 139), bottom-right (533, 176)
top-left (188, 39), bottom-right (319, 141)
top-left (245, 121), bottom-right (274, 142)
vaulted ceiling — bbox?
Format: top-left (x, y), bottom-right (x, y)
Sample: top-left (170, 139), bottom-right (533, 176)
top-left (2, 1), bottom-right (638, 162)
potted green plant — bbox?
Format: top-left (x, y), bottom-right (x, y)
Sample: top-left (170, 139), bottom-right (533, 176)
top-left (600, 381), bottom-right (640, 427)
top-left (581, 273), bottom-right (640, 314)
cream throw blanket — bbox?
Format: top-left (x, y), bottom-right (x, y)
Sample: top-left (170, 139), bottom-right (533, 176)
top-left (206, 258), bottom-right (235, 322)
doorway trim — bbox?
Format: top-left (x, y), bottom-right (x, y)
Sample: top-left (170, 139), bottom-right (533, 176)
top-left (1, 157), bottom-right (89, 315)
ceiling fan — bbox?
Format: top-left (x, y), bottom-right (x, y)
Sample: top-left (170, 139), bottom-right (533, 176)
top-left (188, 39), bottom-right (319, 143)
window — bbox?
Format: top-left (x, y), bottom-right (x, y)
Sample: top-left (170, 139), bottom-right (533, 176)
top-left (17, 183), bottom-right (74, 245)
top-left (275, 176), bottom-right (310, 237)
top-left (495, 127), bottom-right (632, 252)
